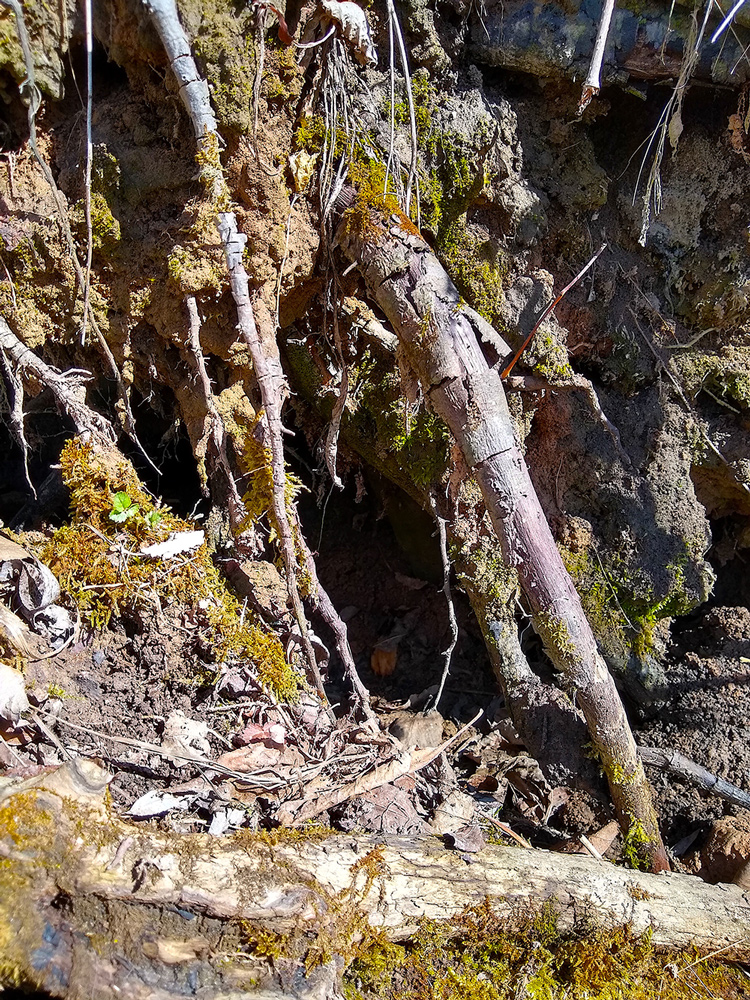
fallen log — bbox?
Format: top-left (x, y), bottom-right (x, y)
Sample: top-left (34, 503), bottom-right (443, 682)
top-left (1, 761), bottom-right (749, 1000)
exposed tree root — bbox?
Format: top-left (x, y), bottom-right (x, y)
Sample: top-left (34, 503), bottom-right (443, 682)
top-left (0, 316), bottom-right (116, 445)
top-left (335, 188), bottom-right (669, 871)
top-left (142, 0), bottom-right (371, 720)
top-left (182, 295), bottom-right (251, 535)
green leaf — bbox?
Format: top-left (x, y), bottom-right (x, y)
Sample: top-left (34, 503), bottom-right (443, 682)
top-left (109, 491), bottom-right (139, 523)
top-left (144, 509), bottom-right (162, 528)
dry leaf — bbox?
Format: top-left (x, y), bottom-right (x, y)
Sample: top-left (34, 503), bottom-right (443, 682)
top-left (237, 721), bottom-right (286, 746)
top-left (668, 108), bottom-right (683, 151)
top-left (161, 711), bottom-right (210, 765)
top-left (129, 790), bottom-right (190, 818)
top-left (587, 819), bottom-right (620, 856)
top-left (371, 645), bottom-right (398, 676)
top-left (0, 663), bottom-right (30, 725)
top-left (320, 0), bottom-right (377, 66)
top-left (289, 150), bottom-right (318, 193)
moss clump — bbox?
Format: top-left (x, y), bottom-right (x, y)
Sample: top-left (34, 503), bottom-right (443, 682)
top-left (243, 847), bottom-right (390, 973)
top-left (437, 221), bottom-right (508, 327)
top-left (71, 192), bottom-right (122, 256)
top-left (559, 545), bottom-right (694, 664)
top-left (527, 328), bottom-right (575, 385)
top-left (344, 901), bottom-right (749, 999)
top-left (534, 610), bottom-right (578, 668)
top-left (181, 1), bottom-right (257, 136)
top-left (400, 91), bottom-right (507, 327)
top-left (345, 158), bottom-right (422, 240)
top-left (348, 346), bottom-right (450, 491)
top-left (38, 438), bottom-right (298, 699)
top-left (671, 341), bottom-right (750, 413)
top-left (621, 816), bottom-right (653, 872)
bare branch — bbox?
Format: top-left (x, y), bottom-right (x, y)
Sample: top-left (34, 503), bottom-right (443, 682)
top-left (0, 316), bottom-right (116, 445)
top-left (578, 0), bottom-right (617, 114)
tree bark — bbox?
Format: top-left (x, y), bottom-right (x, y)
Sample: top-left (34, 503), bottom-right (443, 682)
top-left (334, 193), bottom-right (668, 872)
top-left (0, 762), bottom-right (747, 1000)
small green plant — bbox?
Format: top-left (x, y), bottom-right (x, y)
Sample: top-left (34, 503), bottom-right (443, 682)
top-left (144, 509), bottom-right (162, 529)
top-left (109, 491), bottom-right (139, 523)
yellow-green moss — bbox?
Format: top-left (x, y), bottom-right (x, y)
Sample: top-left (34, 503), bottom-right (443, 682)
top-left (534, 611), bottom-right (578, 668)
top-left (559, 545), bottom-right (694, 663)
top-left (345, 158), bottom-right (422, 240)
top-left (437, 221), bottom-right (508, 327)
top-left (528, 329), bottom-right (575, 385)
top-left (621, 816), bottom-right (653, 872)
top-left (343, 900), bottom-right (749, 1000)
top-left (671, 342), bottom-right (750, 413)
top-left (243, 847), bottom-right (390, 973)
top-left (181, 0), bottom-right (258, 136)
top-left (36, 438), bottom-right (298, 699)
top-left (348, 346), bottom-right (450, 490)
top-left (70, 191), bottom-right (121, 256)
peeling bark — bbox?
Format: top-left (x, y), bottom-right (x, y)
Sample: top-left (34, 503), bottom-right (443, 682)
top-left (334, 194), bottom-right (668, 872)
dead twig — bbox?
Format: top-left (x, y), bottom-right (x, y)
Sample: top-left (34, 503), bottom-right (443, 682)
top-left (578, 0), bottom-right (617, 114)
top-left (639, 745), bottom-right (750, 810)
top-left (500, 245), bottom-right (606, 379)
top-left (278, 709), bottom-right (481, 824)
top-left (428, 496), bottom-right (459, 713)
top-left (0, 316), bottom-right (116, 444)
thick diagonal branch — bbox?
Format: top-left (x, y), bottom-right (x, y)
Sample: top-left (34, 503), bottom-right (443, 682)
top-left (335, 196), bottom-right (668, 871)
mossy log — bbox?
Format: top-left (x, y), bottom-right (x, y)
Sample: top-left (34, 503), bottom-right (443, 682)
top-left (2, 761), bottom-right (750, 1000)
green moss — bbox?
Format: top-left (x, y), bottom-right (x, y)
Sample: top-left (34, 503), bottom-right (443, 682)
top-left (348, 345), bottom-right (450, 490)
top-left (559, 546), bottom-right (694, 663)
top-left (437, 221), bottom-right (508, 327)
top-left (621, 817), bottom-right (653, 872)
top-left (183, 1), bottom-right (258, 136)
top-left (345, 158), bottom-right (422, 239)
top-left (534, 611), bottom-right (578, 668)
top-left (71, 192), bottom-right (121, 256)
top-left (671, 342), bottom-right (750, 412)
top-left (528, 330), bottom-right (575, 385)
top-left (36, 438), bottom-right (299, 699)
top-left (344, 900), bottom-right (748, 1000)
top-left (294, 114), bottom-right (328, 154)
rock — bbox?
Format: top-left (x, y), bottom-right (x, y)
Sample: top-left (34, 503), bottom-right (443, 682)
top-left (223, 559), bottom-right (291, 623)
top-left (387, 709), bottom-right (444, 748)
top-left (700, 816), bottom-right (750, 883)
